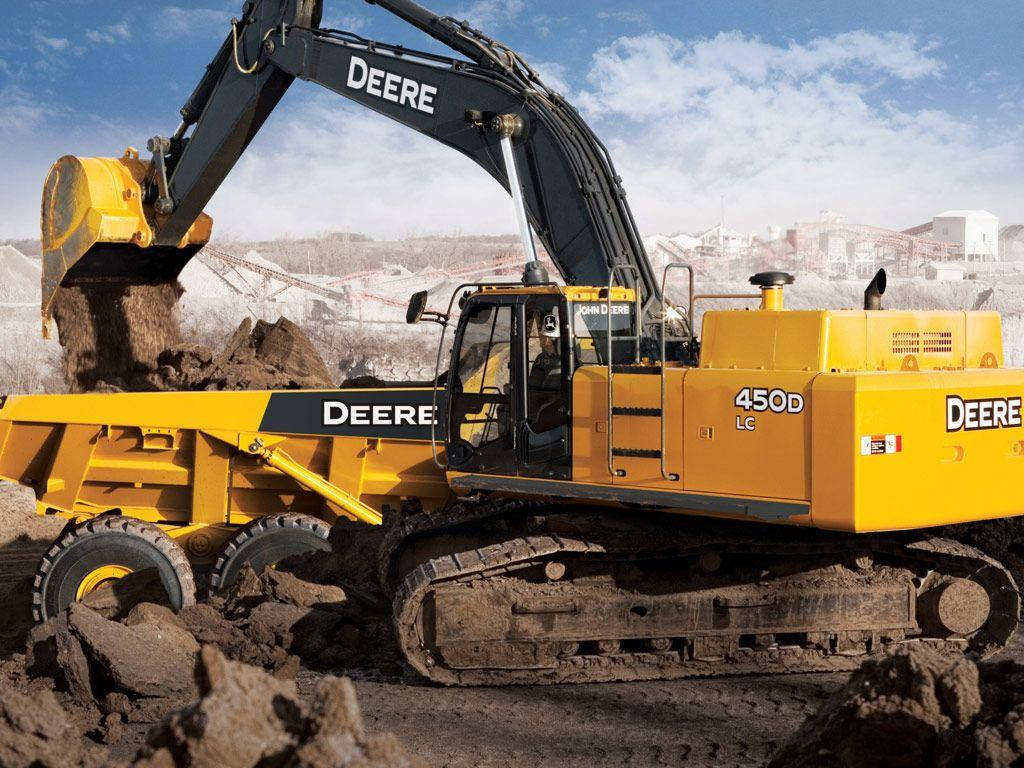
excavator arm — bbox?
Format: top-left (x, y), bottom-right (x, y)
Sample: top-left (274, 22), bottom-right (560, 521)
top-left (41, 0), bottom-right (662, 331)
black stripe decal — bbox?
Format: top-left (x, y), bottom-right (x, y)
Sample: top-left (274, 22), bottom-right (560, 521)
top-left (612, 407), bottom-right (661, 417)
top-left (611, 365), bottom-right (661, 375)
top-left (449, 474), bottom-right (808, 521)
top-left (259, 389), bottom-right (447, 440)
top-left (612, 448), bottom-right (662, 458)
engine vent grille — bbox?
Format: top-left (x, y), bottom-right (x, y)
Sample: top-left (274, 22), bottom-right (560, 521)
top-left (922, 331), bottom-right (953, 353)
top-left (891, 330), bottom-right (954, 355)
top-left (892, 332), bottom-right (920, 355)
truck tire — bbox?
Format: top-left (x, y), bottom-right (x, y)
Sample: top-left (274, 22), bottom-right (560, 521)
top-left (208, 513), bottom-right (331, 595)
top-left (32, 516), bottom-right (195, 623)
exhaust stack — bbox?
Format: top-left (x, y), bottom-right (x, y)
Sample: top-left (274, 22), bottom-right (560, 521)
top-left (864, 269), bottom-right (887, 311)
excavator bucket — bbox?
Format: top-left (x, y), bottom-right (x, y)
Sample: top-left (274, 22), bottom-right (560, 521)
top-left (39, 148), bottom-right (212, 337)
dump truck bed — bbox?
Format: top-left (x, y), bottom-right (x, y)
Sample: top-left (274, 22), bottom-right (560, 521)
top-left (0, 388), bottom-right (450, 560)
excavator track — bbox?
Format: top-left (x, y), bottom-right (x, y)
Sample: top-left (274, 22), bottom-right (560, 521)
top-left (388, 508), bottom-right (1020, 686)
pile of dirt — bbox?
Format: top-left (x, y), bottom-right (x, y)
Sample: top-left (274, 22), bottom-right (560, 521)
top-left (769, 643), bottom-right (1024, 768)
top-left (50, 275), bottom-right (334, 393)
top-left (52, 283), bottom-right (334, 392)
top-left (0, 245), bottom-right (41, 304)
top-left (137, 645), bottom-right (425, 768)
top-left (189, 520), bottom-right (399, 675)
top-left (0, 685), bottom-right (109, 768)
top-left (153, 316), bottom-right (335, 391)
top-left (25, 534), bottom-right (398, 711)
top-left (5, 550), bottom-right (419, 767)
top-left (4, 617), bottom-right (420, 767)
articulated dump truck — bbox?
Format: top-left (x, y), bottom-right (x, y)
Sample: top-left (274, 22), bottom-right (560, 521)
top-left (8, 0), bottom-right (1024, 685)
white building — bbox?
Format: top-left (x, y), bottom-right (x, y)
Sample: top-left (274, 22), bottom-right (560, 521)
top-left (698, 224), bottom-right (751, 257)
top-left (932, 210), bottom-right (999, 261)
top-left (925, 262), bottom-right (965, 281)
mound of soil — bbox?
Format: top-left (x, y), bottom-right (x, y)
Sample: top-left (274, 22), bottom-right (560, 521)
top-left (770, 643), bottom-right (1024, 768)
top-left (154, 316), bottom-right (334, 391)
top-left (0, 685), bottom-right (108, 768)
top-left (52, 282), bottom-right (333, 392)
top-left (137, 645), bottom-right (425, 768)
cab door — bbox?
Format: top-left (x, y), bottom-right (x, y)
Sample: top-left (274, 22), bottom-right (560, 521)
top-left (445, 297), bottom-right (518, 475)
top-left (516, 295), bottom-right (571, 479)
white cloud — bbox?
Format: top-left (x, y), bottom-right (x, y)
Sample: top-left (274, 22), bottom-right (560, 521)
top-left (204, 95), bottom-right (515, 240)
top-left (86, 21), bottom-right (131, 45)
top-left (577, 31), bottom-right (943, 121)
top-left (2, 26), bottom-right (1020, 245)
top-left (319, 13), bottom-right (369, 33)
top-left (160, 7), bottom-right (234, 37)
top-left (530, 60), bottom-right (569, 93)
top-left (0, 87), bottom-right (50, 134)
top-left (456, 0), bottom-right (524, 29)
top-left (33, 31), bottom-right (68, 52)
top-left (575, 31), bottom-right (1021, 233)
top-left (597, 10), bottom-right (648, 26)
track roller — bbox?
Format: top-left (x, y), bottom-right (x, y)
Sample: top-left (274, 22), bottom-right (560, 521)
top-left (208, 513), bottom-right (331, 594)
top-left (32, 515), bottom-right (195, 622)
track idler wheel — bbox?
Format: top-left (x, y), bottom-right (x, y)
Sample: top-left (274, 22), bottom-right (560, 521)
top-left (208, 513), bottom-right (331, 594)
top-left (32, 516), bottom-right (195, 622)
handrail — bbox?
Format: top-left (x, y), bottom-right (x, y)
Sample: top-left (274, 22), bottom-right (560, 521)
top-left (606, 265), bottom-right (642, 478)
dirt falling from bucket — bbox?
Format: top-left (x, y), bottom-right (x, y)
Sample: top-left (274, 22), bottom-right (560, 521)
top-left (51, 283), bottom-right (184, 392)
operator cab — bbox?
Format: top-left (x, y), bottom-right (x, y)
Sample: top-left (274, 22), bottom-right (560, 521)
top-left (409, 284), bottom-right (640, 480)
top-left (407, 269), bottom-right (811, 485)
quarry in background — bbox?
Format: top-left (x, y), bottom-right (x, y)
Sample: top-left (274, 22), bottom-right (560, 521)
top-left (3, 224), bottom-right (1024, 396)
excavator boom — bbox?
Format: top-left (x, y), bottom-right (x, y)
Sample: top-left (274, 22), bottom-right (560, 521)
top-left (40, 0), bottom-right (659, 334)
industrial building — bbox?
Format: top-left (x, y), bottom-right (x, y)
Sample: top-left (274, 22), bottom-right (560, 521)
top-left (786, 212), bottom-right (960, 278)
top-left (931, 210), bottom-right (1000, 261)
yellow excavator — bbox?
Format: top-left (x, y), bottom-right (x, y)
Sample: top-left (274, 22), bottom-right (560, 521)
top-left (4, 0), bottom-right (1022, 684)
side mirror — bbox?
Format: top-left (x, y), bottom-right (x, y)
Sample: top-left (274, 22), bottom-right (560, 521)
top-left (406, 291), bottom-right (429, 324)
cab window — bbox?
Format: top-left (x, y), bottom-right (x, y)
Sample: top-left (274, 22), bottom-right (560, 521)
top-left (452, 303), bottom-right (512, 448)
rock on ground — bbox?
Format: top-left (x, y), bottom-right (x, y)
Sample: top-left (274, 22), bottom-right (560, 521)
top-left (770, 643), bottom-right (1024, 768)
top-left (80, 568), bottom-right (171, 620)
top-left (136, 645), bottom-right (425, 768)
top-left (67, 603), bottom-right (199, 699)
top-left (0, 687), bottom-right (108, 768)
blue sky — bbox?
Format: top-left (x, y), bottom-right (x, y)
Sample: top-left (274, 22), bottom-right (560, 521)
top-left (2, 0), bottom-right (1022, 240)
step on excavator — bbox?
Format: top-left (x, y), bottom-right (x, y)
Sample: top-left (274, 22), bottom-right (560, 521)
top-left (4, 0), bottom-right (1022, 684)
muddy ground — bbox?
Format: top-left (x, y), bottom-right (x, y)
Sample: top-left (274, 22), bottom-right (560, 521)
top-left (9, 484), bottom-right (1024, 767)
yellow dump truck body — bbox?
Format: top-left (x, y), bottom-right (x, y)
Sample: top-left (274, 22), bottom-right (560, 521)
top-left (0, 388), bottom-right (450, 561)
